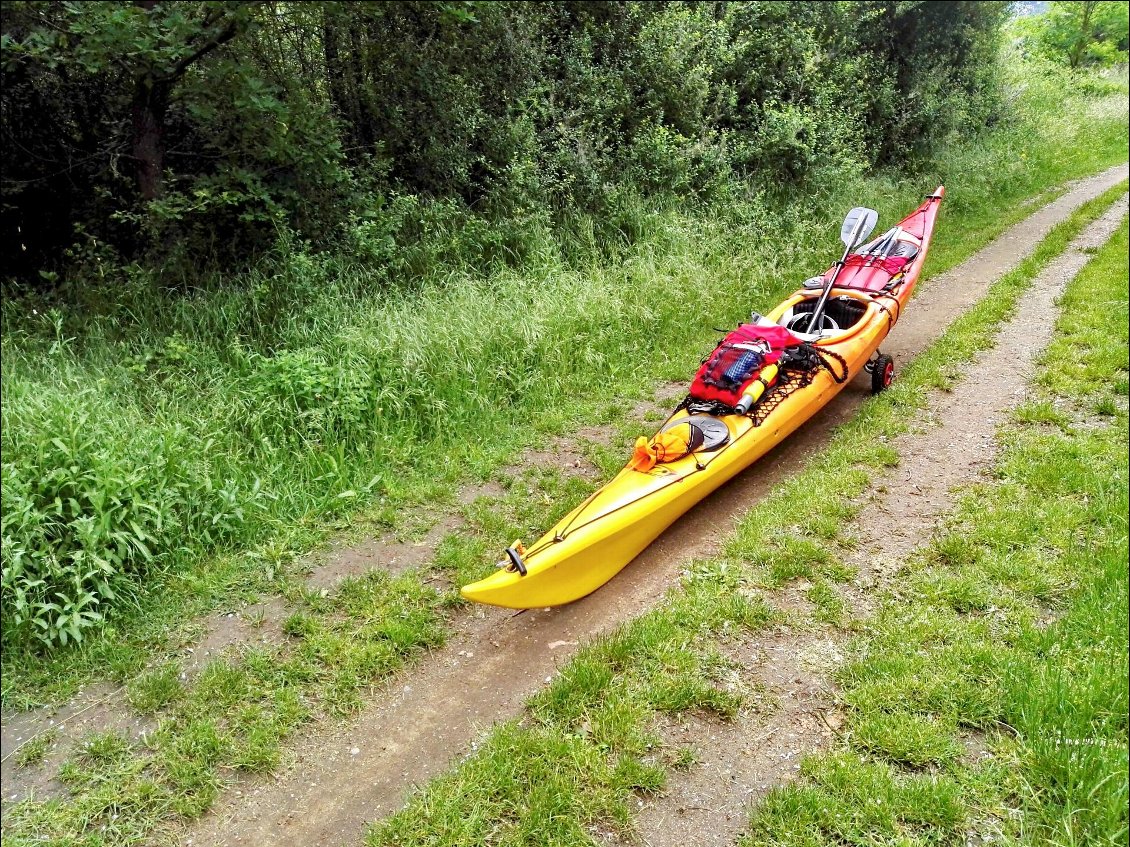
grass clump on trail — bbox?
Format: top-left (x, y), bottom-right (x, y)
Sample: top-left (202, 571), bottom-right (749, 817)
top-left (743, 215), bottom-right (1130, 846)
top-left (360, 188), bottom-right (1129, 846)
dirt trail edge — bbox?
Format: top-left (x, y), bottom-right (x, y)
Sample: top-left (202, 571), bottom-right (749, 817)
top-left (185, 165), bottom-right (1128, 847)
top-left (632, 194), bottom-right (1129, 847)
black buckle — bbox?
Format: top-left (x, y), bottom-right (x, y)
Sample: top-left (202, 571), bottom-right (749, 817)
top-left (505, 546), bottom-right (527, 576)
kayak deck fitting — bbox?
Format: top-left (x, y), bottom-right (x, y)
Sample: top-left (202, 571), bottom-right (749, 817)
top-left (461, 188), bottom-right (945, 609)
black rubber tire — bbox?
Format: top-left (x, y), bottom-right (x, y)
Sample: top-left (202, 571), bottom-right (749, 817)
top-left (871, 354), bottom-right (894, 394)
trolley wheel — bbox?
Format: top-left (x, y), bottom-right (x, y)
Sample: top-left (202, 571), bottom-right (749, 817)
top-left (871, 354), bottom-right (895, 394)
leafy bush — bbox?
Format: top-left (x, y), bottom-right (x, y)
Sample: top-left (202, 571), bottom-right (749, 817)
top-left (0, 383), bottom-right (259, 649)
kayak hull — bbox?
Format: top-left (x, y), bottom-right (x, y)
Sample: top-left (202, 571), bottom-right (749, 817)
top-left (460, 333), bottom-right (861, 609)
top-left (461, 188), bottom-right (944, 609)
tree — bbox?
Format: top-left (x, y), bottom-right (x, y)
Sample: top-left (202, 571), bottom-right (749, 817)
top-left (2, 0), bottom-right (346, 275)
top-left (1017, 1), bottom-right (1130, 69)
top-left (129, 1), bottom-right (251, 200)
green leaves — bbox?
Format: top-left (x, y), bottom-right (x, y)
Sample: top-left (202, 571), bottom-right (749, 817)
top-left (1012, 1), bottom-right (1130, 70)
top-left (0, 392), bottom-right (262, 651)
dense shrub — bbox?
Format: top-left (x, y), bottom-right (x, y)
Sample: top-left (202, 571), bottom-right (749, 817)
top-left (0, 383), bottom-right (259, 648)
top-left (2, 0), bottom-right (1008, 285)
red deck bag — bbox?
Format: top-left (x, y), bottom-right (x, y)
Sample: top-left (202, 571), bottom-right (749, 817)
top-left (689, 324), bottom-right (802, 407)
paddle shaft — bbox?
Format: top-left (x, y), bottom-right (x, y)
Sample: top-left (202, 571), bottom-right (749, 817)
top-left (807, 210), bottom-right (875, 333)
top-left (806, 240), bottom-right (853, 333)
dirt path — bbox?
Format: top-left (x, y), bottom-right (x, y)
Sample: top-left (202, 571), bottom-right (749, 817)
top-left (4, 167), bottom-right (1122, 841)
top-left (176, 165), bottom-right (1127, 847)
top-left (631, 193), bottom-right (1129, 847)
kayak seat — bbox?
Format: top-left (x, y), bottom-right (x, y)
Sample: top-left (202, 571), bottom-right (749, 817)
top-left (783, 296), bottom-right (867, 334)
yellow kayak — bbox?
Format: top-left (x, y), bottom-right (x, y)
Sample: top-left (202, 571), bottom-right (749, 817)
top-left (462, 188), bottom-right (945, 608)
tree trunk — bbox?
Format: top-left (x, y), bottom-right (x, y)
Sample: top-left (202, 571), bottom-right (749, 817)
top-left (128, 0), bottom-right (241, 200)
top-left (131, 75), bottom-right (170, 201)
top-left (322, 14), bottom-right (352, 143)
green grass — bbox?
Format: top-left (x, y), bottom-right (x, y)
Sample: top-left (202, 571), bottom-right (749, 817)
top-left (358, 189), bottom-right (1128, 846)
top-left (1, 568), bottom-right (446, 846)
top-left (742, 216), bottom-right (1129, 846)
top-left (12, 728), bottom-right (57, 768)
top-left (2, 60), bottom-right (1126, 705)
top-left (0, 66), bottom-right (1126, 847)
top-left (372, 579), bottom-right (769, 847)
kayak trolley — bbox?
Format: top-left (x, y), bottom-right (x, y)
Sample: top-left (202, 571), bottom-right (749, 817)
top-left (865, 351), bottom-right (895, 394)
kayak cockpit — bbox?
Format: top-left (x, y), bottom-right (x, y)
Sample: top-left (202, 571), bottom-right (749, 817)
top-left (767, 290), bottom-right (882, 345)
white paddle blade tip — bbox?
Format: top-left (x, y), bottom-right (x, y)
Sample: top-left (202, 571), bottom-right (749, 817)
top-left (841, 207), bottom-right (878, 248)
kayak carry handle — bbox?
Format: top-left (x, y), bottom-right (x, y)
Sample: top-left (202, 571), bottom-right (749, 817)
top-left (505, 546), bottom-right (528, 576)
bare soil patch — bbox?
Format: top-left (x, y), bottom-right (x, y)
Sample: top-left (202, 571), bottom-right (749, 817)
top-left (179, 598), bottom-right (291, 676)
top-left (304, 515), bottom-right (464, 590)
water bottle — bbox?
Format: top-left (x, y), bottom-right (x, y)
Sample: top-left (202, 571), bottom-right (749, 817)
top-left (735, 364), bottom-right (780, 413)
top-left (722, 349), bottom-right (763, 386)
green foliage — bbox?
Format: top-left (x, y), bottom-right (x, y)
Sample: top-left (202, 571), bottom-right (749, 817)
top-left (1, 0), bottom-right (350, 278)
top-left (0, 385), bottom-right (260, 649)
top-left (2, 0), bottom-right (1009, 284)
top-left (1013, 1), bottom-right (1130, 69)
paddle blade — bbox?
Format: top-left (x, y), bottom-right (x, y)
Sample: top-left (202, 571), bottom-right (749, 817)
top-left (840, 207), bottom-right (878, 249)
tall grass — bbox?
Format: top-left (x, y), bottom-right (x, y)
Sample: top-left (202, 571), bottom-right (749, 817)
top-left (1, 60), bottom-right (1127, 656)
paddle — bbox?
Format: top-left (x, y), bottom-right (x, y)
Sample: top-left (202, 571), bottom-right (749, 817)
top-left (803, 206), bottom-right (878, 334)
